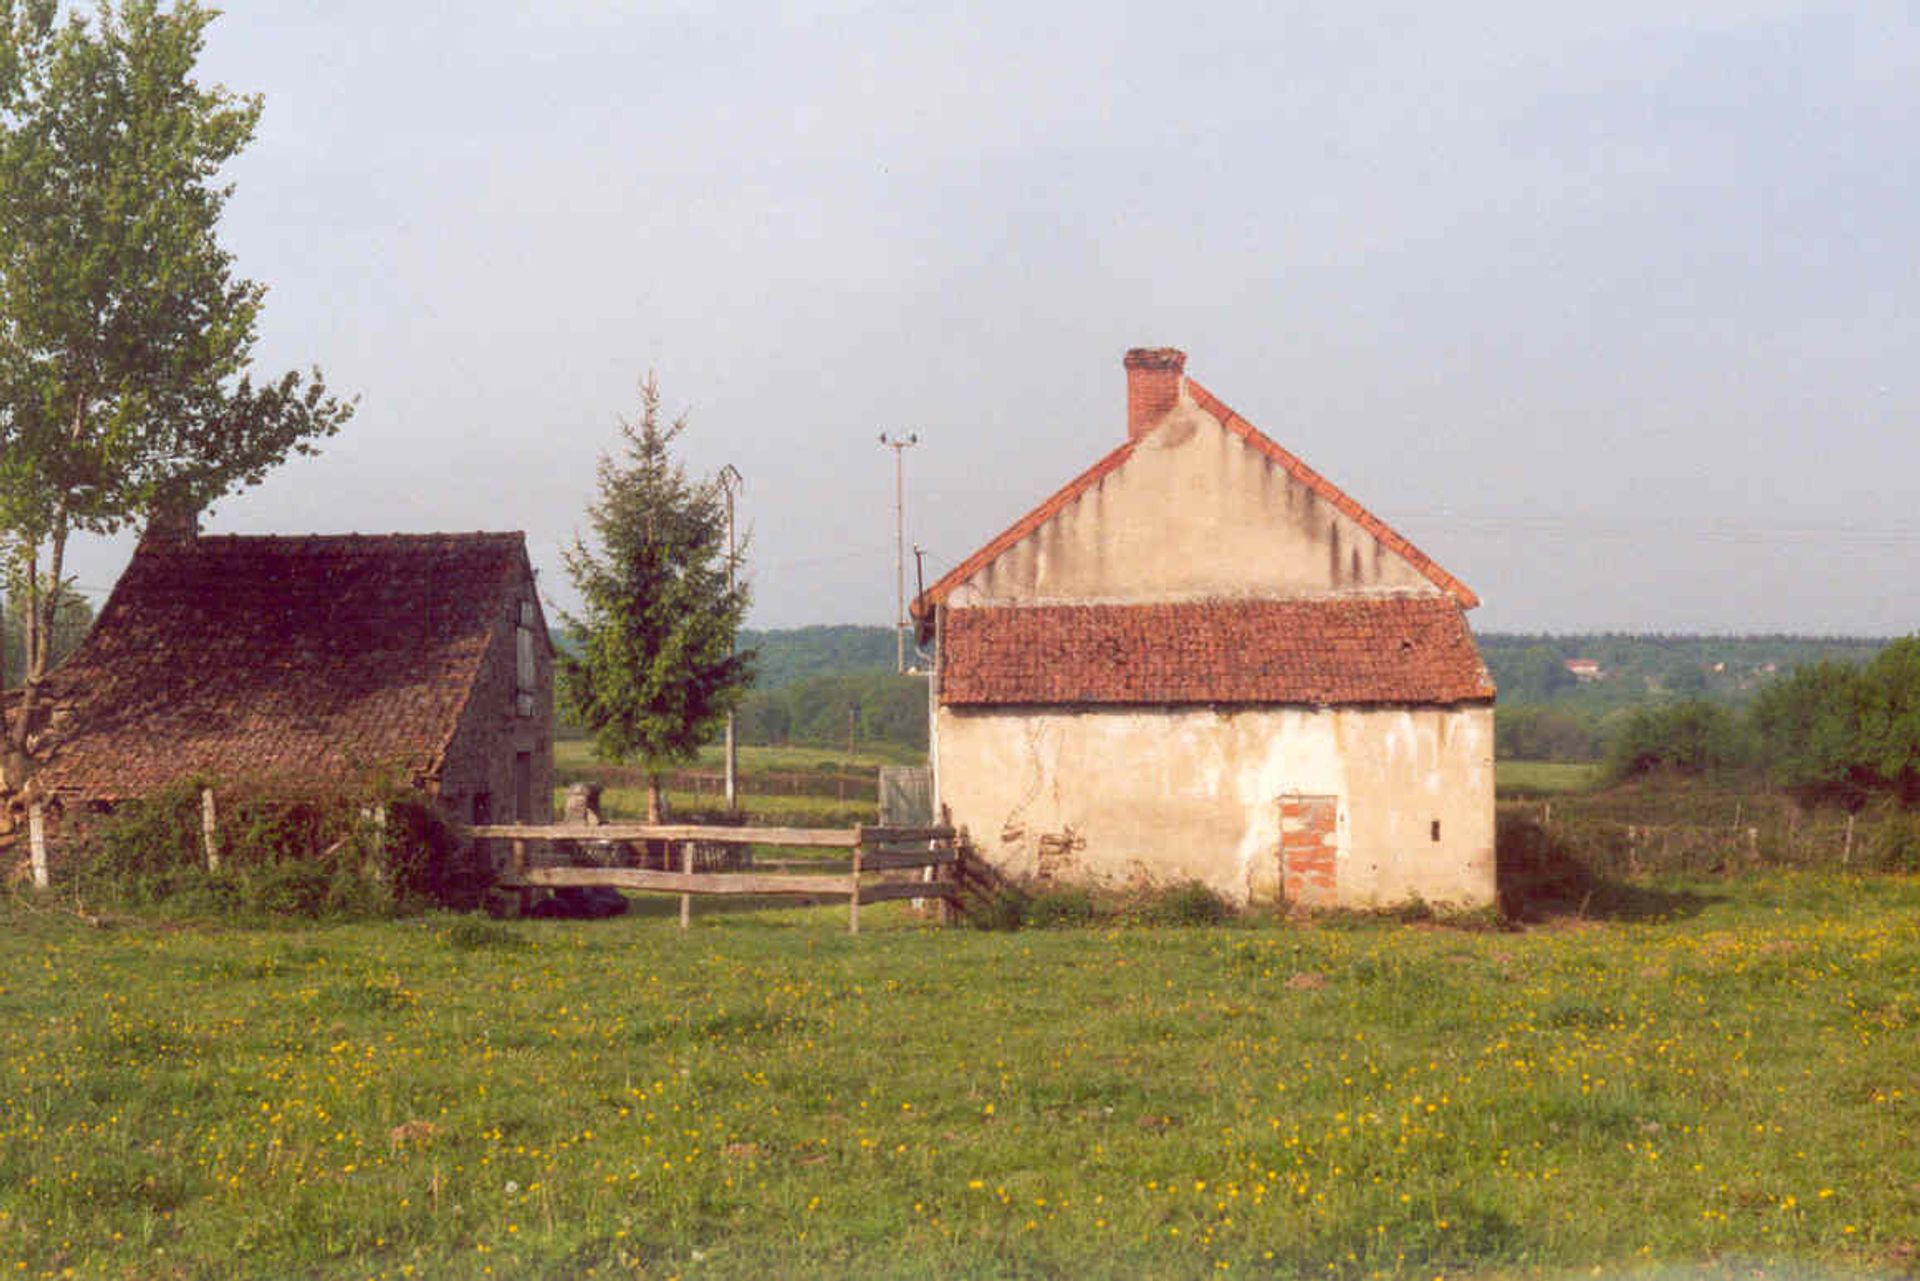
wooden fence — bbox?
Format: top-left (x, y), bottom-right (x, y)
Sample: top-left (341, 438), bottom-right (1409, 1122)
top-left (467, 822), bottom-right (958, 933)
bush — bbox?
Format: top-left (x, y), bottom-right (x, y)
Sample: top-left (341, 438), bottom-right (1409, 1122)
top-left (1605, 700), bottom-right (1746, 781)
top-left (1023, 886), bottom-right (1096, 928)
top-left (70, 780), bottom-right (477, 919)
top-left (1865, 802), bottom-right (1920, 873)
top-left (965, 879), bottom-right (1235, 929)
top-left (1124, 879), bottom-right (1235, 926)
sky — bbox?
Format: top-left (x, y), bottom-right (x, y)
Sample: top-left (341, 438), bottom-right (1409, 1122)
top-left (52, 0), bottom-right (1920, 635)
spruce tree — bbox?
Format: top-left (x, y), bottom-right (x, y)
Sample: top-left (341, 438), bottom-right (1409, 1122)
top-left (561, 374), bottom-right (752, 821)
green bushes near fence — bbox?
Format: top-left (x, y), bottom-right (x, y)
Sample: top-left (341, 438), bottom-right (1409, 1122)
top-left (66, 780), bottom-right (476, 918)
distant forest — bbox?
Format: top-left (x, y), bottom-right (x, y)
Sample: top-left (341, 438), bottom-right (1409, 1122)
top-left (731, 626), bottom-right (926, 752)
top-left (1480, 633), bottom-right (1892, 763)
top-left (13, 593), bottom-right (1896, 766)
top-left (730, 628), bottom-right (1903, 760)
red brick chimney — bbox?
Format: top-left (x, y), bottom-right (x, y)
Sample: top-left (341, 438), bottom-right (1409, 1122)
top-left (1124, 347), bottom-right (1186, 440)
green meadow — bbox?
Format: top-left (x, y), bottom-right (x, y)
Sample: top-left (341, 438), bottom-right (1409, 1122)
top-left (2, 872), bottom-right (1917, 1278)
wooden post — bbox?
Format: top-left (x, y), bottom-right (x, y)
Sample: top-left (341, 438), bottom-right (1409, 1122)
top-left (1844, 813), bottom-right (1855, 866)
top-left (849, 838), bottom-right (862, 935)
top-left (679, 842), bottom-right (693, 931)
top-left (201, 788), bottom-right (220, 872)
top-left (27, 803), bottom-right (48, 889)
top-left (362, 804), bottom-right (389, 884)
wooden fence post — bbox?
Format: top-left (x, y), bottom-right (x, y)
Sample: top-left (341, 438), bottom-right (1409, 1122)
top-left (27, 803), bottom-right (48, 889)
top-left (201, 789), bottom-right (220, 872)
top-left (1844, 813), bottom-right (1855, 866)
top-left (848, 838), bottom-right (862, 935)
top-left (680, 842), bottom-right (693, 931)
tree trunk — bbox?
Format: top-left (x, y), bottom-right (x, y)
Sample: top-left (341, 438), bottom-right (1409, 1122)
top-left (646, 774), bottom-right (667, 824)
top-left (6, 517), bottom-right (71, 782)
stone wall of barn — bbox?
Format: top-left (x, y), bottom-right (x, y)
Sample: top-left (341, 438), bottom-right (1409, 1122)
top-left (437, 578), bottom-right (553, 836)
top-left (932, 702), bottom-right (1495, 909)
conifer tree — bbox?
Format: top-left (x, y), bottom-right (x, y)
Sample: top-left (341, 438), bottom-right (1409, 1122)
top-left (561, 374), bottom-right (752, 821)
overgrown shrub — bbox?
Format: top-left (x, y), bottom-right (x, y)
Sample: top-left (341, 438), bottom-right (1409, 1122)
top-left (1125, 878), bottom-right (1235, 926)
top-left (1864, 802), bottom-right (1920, 873)
top-left (965, 878), bottom-right (1236, 929)
top-left (1605, 700), bottom-right (1747, 781)
top-left (69, 779), bottom-right (478, 919)
top-left (1023, 886), bottom-right (1096, 928)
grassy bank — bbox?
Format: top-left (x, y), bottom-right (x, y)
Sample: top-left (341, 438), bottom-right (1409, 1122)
top-left (552, 740), bottom-right (920, 828)
top-left (1494, 760), bottom-right (1601, 797)
top-left (2, 872), bottom-right (1917, 1277)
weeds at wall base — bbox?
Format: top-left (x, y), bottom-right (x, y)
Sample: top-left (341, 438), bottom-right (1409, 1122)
top-left (55, 779), bottom-right (481, 922)
top-left (968, 878), bottom-right (1237, 930)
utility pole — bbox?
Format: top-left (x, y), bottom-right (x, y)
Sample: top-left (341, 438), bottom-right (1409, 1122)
top-left (879, 431), bottom-right (919, 673)
top-left (718, 464), bottom-right (742, 813)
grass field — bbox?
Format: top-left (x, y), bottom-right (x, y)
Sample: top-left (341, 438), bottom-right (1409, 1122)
top-left (1494, 761), bottom-right (1602, 797)
top-left (3, 872), bottom-right (1917, 1278)
top-left (552, 740), bottom-right (918, 828)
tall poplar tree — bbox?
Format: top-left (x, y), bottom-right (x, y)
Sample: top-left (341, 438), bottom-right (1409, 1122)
top-left (0, 0), bottom-right (353, 787)
top-left (561, 374), bottom-right (752, 822)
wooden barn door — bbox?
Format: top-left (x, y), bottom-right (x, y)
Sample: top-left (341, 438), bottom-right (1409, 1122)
top-left (1279, 793), bottom-right (1339, 908)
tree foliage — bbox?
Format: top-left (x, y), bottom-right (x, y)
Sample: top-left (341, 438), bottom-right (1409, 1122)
top-left (0, 579), bottom-right (91, 685)
top-left (1605, 700), bottom-right (1747, 781)
top-left (1751, 639), bottom-right (1920, 807)
top-left (560, 374), bottom-right (752, 819)
top-left (735, 671), bottom-right (928, 752)
top-left (0, 0), bottom-right (352, 783)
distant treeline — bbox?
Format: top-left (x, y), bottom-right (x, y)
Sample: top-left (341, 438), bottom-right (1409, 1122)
top-left (549, 624), bottom-right (1900, 763)
top-left (1605, 638), bottom-right (1920, 810)
top-left (1, 588), bottom-right (95, 685)
top-left (731, 626), bottom-right (925, 752)
top-left (1485, 633), bottom-right (1894, 765)
top-left (1481, 632), bottom-right (1888, 706)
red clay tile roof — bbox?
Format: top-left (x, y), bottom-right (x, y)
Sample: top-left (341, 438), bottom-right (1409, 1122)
top-left (939, 598), bottom-right (1495, 707)
top-left (15, 533), bottom-right (534, 801)
top-left (913, 363), bottom-right (1477, 624)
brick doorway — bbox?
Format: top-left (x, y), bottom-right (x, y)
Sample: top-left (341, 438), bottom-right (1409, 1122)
top-left (1279, 794), bottom-right (1338, 908)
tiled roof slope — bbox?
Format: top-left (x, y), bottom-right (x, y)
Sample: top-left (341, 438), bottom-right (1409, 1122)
top-left (939, 598), bottom-right (1494, 708)
top-left (914, 367), bottom-right (1477, 621)
top-left (20, 533), bottom-right (530, 801)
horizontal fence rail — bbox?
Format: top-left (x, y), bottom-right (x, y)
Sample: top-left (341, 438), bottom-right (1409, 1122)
top-left (466, 822), bottom-right (959, 933)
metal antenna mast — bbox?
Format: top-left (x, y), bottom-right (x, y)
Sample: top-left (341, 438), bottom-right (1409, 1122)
top-left (879, 431), bottom-right (919, 673)
top-left (717, 464), bottom-right (743, 812)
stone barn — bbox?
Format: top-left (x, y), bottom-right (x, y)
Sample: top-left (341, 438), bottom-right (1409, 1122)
top-left (6, 524), bottom-right (553, 873)
top-left (914, 348), bottom-right (1496, 909)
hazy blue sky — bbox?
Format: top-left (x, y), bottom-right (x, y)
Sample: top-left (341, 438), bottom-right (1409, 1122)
top-left (57, 1), bottom-right (1920, 635)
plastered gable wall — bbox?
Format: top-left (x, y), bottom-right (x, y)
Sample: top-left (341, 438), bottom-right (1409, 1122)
top-left (946, 397), bottom-right (1439, 607)
top-left (934, 703), bottom-right (1495, 908)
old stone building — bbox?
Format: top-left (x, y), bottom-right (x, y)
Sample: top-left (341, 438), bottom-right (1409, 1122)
top-left (7, 527), bottom-right (553, 849)
top-left (914, 348), bottom-right (1496, 909)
